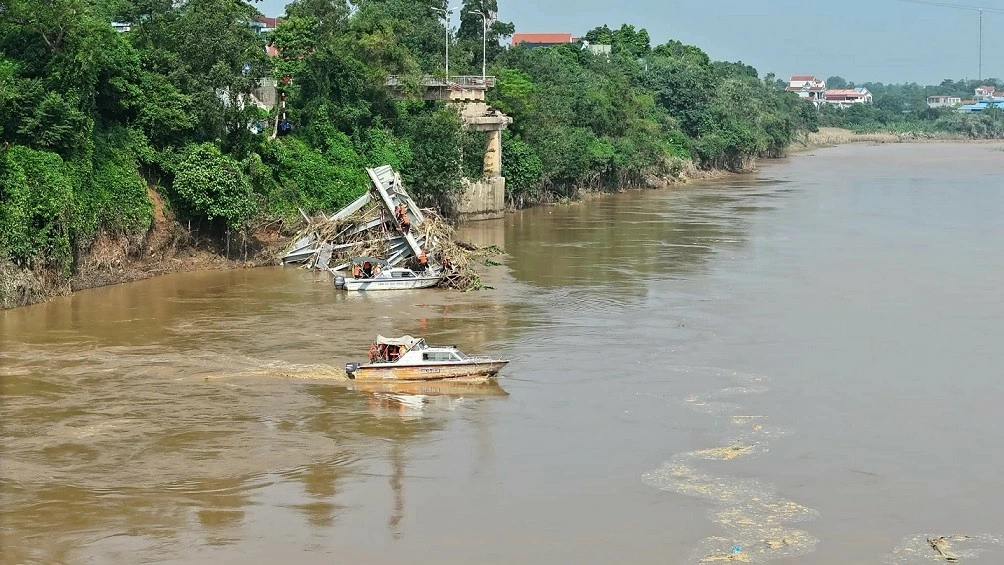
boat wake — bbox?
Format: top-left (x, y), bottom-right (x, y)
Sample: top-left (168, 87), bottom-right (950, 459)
top-left (641, 366), bottom-right (819, 564)
top-left (642, 365), bottom-right (1004, 564)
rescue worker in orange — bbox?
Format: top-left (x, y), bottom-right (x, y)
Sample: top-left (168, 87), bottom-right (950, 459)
top-left (368, 343), bottom-right (378, 362)
top-left (399, 209), bottom-right (410, 233)
top-left (418, 248), bottom-right (428, 272)
top-left (352, 264), bottom-right (362, 278)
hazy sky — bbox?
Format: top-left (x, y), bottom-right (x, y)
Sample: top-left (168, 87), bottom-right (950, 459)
top-left (254, 0), bottom-right (1003, 84)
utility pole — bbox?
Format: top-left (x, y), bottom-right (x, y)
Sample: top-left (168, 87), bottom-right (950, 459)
top-left (893, 0), bottom-right (1002, 85)
top-left (431, 6), bottom-right (456, 81)
top-left (468, 11), bottom-right (487, 81)
top-left (978, 7), bottom-right (983, 80)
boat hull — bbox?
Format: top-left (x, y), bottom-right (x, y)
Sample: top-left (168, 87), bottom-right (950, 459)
top-left (342, 276), bottom-right (441, 291)
top-left (350, 361), bottom-right (508, 381)
top-left (350, 379), bottom-right (509, 397)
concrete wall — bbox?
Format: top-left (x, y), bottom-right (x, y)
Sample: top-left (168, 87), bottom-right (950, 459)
top-left (251, 78), bottom-right (277, 109)
top-left (453, 177), bottom-right (506, 220)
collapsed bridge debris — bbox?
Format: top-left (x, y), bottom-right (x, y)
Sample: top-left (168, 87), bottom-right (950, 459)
top-left (280, 165), bottom-right (500, 290)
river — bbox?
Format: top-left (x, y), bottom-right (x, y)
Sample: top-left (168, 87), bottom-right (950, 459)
top-left (2, 142), bottom-right (1003, 564)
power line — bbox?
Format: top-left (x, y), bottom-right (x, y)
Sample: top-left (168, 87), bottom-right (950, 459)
top-left (892, 0), bottom-right (1004, 13)
top-left (893, 0), bottom-right (1001, 80)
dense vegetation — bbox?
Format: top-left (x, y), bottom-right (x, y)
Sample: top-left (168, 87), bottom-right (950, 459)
top-left (1, 0), bottom-right (827, 279)
top-left (816, 76), bottom-right (1004, 136)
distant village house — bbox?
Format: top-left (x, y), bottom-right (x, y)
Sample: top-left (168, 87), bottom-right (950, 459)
top-left (823, 88), bottom-right (872, 108)
top-left (974, 85), bottom-right (998, 101)
top-left (509, 33), bottom-right (610, 57)
top-left (926, 95), bottom-right (962, 108)
top-left (580, 40), bottom-right (612, 57)
top-left (251, 16), bottom-right (282, 34)
top-left (510, 33), bottom-right (577, 49)
top-left (786, 75), bottom-right (826, 106)
top-left (959, 86), bottom-right (1003, 113)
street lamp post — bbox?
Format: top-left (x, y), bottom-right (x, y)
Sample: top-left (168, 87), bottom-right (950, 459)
top-left (431, 6), bottom-right (456, 81)
top-left (468, 11), bottom-right (487, 81)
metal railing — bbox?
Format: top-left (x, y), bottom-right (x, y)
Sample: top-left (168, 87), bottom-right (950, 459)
top-left (386, 75), bottom-right (496, 89)
top-left (449, 75), bottom-right (496, 88)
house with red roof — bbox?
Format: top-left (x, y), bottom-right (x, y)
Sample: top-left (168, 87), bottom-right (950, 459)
top-left (823, 88), bottom-right (873, 108)
top-left (974, 85), bottom-right (998, 100)
top-left (786, 75), bottom-right (826, 105)
top-left (251, 15), bottom-right (283, 34)
top-left (510, 33), bottom-right (577, 49)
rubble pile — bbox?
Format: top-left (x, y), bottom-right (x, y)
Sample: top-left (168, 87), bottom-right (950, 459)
top-left (281, 165), bottom-right (500, 291)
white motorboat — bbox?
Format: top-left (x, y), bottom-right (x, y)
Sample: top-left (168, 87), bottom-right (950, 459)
top-left (345, 335), bottom-right (509, 381)
top-left (335, 267), bottom-right (441, 291)
top-left (333, 257), bottom-right (441, 291)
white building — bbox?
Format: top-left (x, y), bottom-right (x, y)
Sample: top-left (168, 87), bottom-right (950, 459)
top-left (926, 95), bottom-right (962, 108)
top-left (250, 16), bottom-right (282, 34)
top-left (786, 75), bottom-right (826, 106)
top-left (974, 85), bottom-right (998, 101)
top-left (581, 41), bottom-right (611, 57)
top-left (823, 88), bottom-right (872, 108)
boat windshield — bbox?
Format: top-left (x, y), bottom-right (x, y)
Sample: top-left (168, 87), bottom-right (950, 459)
top-left (452, 349), bottom-right (468, 360)
top-left (412, 339), bottom-right (428, 350)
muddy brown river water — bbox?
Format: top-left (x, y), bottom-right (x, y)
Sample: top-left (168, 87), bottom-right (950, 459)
top-left (2, 143), bottom-right (1004, 564)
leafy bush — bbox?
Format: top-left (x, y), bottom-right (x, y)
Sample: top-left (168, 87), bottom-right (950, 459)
top-left (400, 105), bottom-right (464, 204)
top-left (500, 133), bottom-right (542, 204)
top-left (74, 128), bottom-right (152, 244)
top-left (361, 126), bottom-right (412, 171)
top-left (0, 146), bottom-right (74, 270)
top-left (172, 143), bottom-right (256, 230)
top-left (266, 137), bottom-right (368, 215)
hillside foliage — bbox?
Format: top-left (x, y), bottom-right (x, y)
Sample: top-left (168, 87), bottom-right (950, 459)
top-left (2, 0), bottom-right (992, 277)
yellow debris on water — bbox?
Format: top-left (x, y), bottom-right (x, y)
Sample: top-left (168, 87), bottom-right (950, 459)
top-left (692, 443), bottom-right (754, 461)
top-left (699, 551), bottom-right (750, 563)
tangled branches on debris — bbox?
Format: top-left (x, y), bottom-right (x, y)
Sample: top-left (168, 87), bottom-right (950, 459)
top-left (287, 205), bottom-right (504, 292)
top-left (420, 213), bottom-right (506, 291)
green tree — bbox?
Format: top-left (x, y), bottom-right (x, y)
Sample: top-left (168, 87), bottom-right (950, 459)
top-left (457, 0), bottom-right (515, 72)
top-left (500, 132), bottom-right (542, 206)
top-left (172, 143), bottom-right (255, 230)
top-left (826, 76), bottom-right (848, 89)
top-left (0, 146), bottom-right (74, 270)
top-left (400, 105), bottom-right (464, 205)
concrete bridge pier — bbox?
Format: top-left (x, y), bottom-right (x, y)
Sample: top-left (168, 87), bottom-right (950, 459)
top-left (455, 101), bottom-right (511, 220)
top-left (385, 76), bottom-right (513, 220)
top-left (484, 128), bottom-right (502, 178)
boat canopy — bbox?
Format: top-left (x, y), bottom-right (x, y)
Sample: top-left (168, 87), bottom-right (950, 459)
top-left (352, 256), bottom-right (390, 266)
top-left (376, 335), bottom-right (422, 349)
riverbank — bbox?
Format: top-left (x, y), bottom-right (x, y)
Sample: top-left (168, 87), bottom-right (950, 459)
top-left (790, 126), bottom-right (976, 153)
top-left (1, 134), bottom-right (994, 310)
top-left (0, 188), bottom-right (286, 310)
top-left (545, 126), bottom-right (989, 208)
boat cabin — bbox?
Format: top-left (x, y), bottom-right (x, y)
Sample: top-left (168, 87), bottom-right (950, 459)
top-left (351, 256), bottom-right (389, 279)
top-left (368, 335), bottom-right (470, 365)
top-left (383, 268), bottom-right (421, 279)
